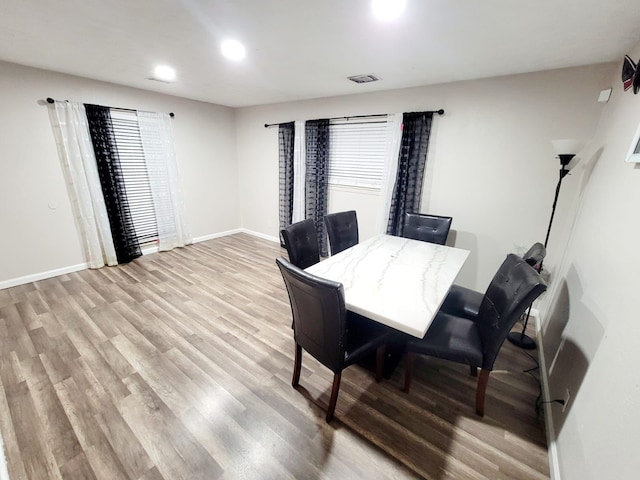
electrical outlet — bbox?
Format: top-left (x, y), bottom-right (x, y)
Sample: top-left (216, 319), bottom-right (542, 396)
top-left (563, 389), bottom-right (571, 412)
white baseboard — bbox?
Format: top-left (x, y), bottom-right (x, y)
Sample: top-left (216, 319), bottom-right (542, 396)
top-left (536, 317), bottom-right (562, 480)
top-left (0, 262), bottom-right (88, 290)
top-left (191, 228), bottom-right (243, 244)
top-left (238, 228), bottom-right (280, 244)
top-left (1, 229), bottom-right (280, 290)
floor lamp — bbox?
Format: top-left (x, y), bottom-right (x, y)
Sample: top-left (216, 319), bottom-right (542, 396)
top-left (508, 139), bottom-right (585, 349)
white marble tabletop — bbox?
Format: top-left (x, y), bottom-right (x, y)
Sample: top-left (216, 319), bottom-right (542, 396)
top-left (306, 234), bottom-right (470, 338)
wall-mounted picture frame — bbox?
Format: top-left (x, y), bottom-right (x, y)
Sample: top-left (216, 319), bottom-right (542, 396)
top-left (626, 121), bottom-right (640, 163)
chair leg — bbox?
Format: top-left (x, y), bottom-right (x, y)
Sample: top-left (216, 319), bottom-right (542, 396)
top-left (476, 369), bottom-right (491, 416)
top-left (470, 365), bottom-right (477, 377)
top-left (403, 352), bottom-right (415, 393)
top-left (292, 343), bottom-right (302, 387)
top-left (375, 345), bottom-right (386, 382)
top-left (326, 372), bottom-right (342, 422)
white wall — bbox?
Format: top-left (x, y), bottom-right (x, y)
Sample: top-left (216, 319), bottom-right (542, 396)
top-left (235, 64), bottom-right (612, 291)
top-left (1, 54), bottom-right (637, 480)
top-left (539, 43), bottom-right (640, 479)
top-left (0, 61), bottom-right (238, 285)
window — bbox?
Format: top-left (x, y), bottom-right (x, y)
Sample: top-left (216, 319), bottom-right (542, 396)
top-left (110, 109), bottom-right (158, 244)
top-left (626, 120), bottom-right (640, 163)
top-left (328, 117), bottom-right (387, 188)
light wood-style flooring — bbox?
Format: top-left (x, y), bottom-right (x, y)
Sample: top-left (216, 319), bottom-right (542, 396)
top-left (0, 233), bottom-right (549, 479)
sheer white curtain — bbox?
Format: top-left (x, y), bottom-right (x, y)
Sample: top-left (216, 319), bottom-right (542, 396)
top-left (137, 111), bottom-right (191, 251)
top-left (292, 120), bottom-right (307, 223)
top-left (47, 101), bottom-right (117, 268)
top-left (377, 113), bottom-right (403, 233)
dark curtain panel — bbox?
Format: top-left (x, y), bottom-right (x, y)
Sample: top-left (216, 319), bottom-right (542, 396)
top-left (84, 104), bottom-right (142, 264)
top-left (386, 112), bottom-right (434, 236)
top-left (305, 119), bottom-right (330, 256)
top-left (278, 122), bottom-right (295, 247)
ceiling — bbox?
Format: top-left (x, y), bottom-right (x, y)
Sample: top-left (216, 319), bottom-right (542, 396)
top-left (1, 0), bottom-right (640, 108)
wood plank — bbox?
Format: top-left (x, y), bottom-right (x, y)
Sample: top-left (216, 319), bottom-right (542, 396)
top-left (0, 233), bottom-right (550, 479)
top-left (0, 370), bottom-right (29, 480)
top-left (20, 355), bottom-right (83, 466)
top-left (54, 377), bottom-right (135, 480)
top-left (119, 373), bottom-right (224, 480)
top-left (58, 453), bottom-right (97, 480)
top-left (4, 381), bottom-right (61, 479)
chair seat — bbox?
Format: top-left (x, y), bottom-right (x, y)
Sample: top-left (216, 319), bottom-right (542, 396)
top-left (406, 312), bottom-right (483, 367)
top-left (344, 312), bottom-right (395, 367)
top-left (441, 285), bottom-right (483, 319)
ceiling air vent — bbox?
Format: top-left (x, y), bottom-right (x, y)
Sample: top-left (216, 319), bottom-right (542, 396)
top-left (348, 74), bottom-right (380, 84)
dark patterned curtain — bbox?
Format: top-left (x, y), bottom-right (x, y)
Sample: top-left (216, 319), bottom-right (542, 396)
top-left (386, 112), bottom-right (434, 236)
top-left (278, 122), bottom-right (295, 247)
top-left (84, 104), bottom-right (142, 264)
top-left (305, 119), bottom-right (330, 256)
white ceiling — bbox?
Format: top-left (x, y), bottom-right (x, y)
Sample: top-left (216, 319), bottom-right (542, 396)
top-left (1, 0), bottom-right (640, 108)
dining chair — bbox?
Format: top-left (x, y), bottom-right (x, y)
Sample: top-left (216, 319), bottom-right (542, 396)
top-left (280, 218), bottom-right (320, 269)
top-left (276, 256), bottom-right (394, 422)
top-left (441, 242), bottom-right (546, 320)
top-left (324, 210), bottom-right (359, 255)
top-left (402, 212), bottom-right (453, 245)
top-left (402, 253), bottom-right (547, 416)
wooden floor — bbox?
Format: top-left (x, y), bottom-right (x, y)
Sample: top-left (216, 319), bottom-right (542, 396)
top-left (0, 233), bottom-right (549, 480)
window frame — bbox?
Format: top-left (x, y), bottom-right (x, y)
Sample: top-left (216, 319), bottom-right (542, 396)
top-left (327, 116), bottom-right (388, 189)
top-left (109, 108), bottom-right (159, 244)
top-left (626, 120), bottom-right (640, 163)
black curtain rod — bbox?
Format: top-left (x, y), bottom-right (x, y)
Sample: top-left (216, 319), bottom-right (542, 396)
top-left (46, 97), bottom-right (175, 118)
top-left (263, 109), bottom-right (444, 128)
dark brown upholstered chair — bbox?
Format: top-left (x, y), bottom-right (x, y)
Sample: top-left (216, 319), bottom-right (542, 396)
top-left (276, 256), bottom-right (394, 422)
top-left (280, 218), bottom-right (320, 270)
top-left (403, 254), bottom-right (547, 416)
top-left (442, 242), bottom-right (546, 320)
top-left (402, 213), bottom-right (452, 245)
top-left (324, 210), bottom-right (358, 255)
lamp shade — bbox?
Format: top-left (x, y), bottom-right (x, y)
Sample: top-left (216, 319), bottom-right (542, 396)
top-left (551, 138), bottom-right (586, 170)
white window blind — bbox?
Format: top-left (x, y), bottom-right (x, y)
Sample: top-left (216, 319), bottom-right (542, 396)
top-left (328, 117), bottom-right (387, 188)
top-left (110, 109), bottom-right (159, 244)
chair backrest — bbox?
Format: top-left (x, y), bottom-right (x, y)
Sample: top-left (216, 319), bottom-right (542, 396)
top-left (280, 218), bottom-right (320, 269)
top-left (476, 254), bottom-right (547, 370)
top-left (522, 242), bottom-right (546, 272)
top-left (276, 256), bottom-right (347, 373)
top-left (324, 210), bottom-right (359, 255)
top-left (403, 213), bottom-right (453, 245)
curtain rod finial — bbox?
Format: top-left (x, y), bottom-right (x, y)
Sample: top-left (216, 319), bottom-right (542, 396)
top-left (169, 112), bottom-right (175, 118)
top-left (46, 97), bottom-right (55, 104)
top-left (437, 109), bottom-right (444, 115)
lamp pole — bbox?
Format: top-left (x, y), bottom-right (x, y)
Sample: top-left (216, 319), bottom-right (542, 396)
top-left (508, 153), bottom-right (576, 350)
top-left (544, 154), bottom-right (574, 249)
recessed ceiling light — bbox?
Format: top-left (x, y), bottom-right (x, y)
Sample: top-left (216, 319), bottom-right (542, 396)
top-left (221, 39), bottom-right (246, 61)
top-left (372, 0), bottom-right (407, 21)
top-left (153, 65), bottom-right (176, 82)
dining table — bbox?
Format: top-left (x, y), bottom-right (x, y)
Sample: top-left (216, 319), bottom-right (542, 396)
top-left (305, 234), bottom-right (470, 339)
